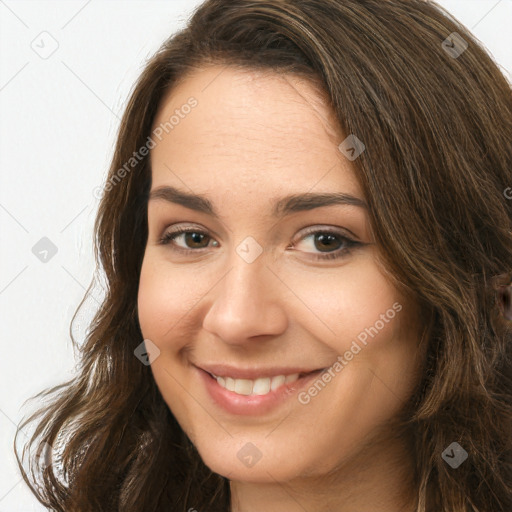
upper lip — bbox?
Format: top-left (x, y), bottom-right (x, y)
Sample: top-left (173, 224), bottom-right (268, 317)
top-left (195, 364), bottom-right (327, 380)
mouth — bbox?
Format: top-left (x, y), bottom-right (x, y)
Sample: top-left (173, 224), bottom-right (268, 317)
top-left (203, 368), bottom-right (326, 397)
top-left (196, 365), bottom-right (328, 416)
top-left (193, 361), bottom-right (330, 416)
top-left (195, 367), bottom-right (327, 417)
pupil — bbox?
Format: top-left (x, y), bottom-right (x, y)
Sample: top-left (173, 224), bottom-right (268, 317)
top-left (315, 233), bottom-right (339, 252)
top-left (186, 232), bottom-right (207, 247)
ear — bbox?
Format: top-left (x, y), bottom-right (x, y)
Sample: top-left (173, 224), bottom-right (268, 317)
top-left (498, 283), bottom-right (512, 321)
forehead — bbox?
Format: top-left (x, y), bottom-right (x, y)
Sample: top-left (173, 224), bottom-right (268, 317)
top-left (149, 65), bottom-right (362, 198)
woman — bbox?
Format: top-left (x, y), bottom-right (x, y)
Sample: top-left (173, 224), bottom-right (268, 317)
top-left (15, 0), bottom-right (512, 510)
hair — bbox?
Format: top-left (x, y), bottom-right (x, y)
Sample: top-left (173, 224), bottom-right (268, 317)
top-left (14, 0), bottom-right (512, 510)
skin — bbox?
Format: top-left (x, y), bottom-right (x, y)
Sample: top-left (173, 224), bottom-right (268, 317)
top-left (137, 65), bottom-right (426, 512)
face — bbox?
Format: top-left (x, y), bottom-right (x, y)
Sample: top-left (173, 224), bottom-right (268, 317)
top-left (137, 65), bottom-right (424, 483)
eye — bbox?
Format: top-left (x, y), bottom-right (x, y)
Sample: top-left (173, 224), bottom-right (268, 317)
top-left (290, 226), bottom-right (361, 261)
top-left (158, 225), bottom-right (362, 261)
top-left (158, 226), bottom-right (216, 252)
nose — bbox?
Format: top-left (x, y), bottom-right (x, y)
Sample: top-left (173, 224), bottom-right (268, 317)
top-left (201, 251), bottom-right (288, 346)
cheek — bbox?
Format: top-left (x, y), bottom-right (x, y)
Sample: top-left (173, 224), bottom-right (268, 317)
top-left (137, 255), bottom-right (210, 342)
top-left (137, 262), bottom-right (170, 341)
top-left (286, 259), bottom-right (401, 353)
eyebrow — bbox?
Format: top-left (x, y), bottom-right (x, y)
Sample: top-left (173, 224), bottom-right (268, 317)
top-left (148, 185), bottom-right (367, 217)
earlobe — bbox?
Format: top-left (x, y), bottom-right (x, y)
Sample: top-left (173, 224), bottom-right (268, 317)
top-left (493, 272), bottom-right (512, 321)
top-left (498, 283), bottom-right (512, 321)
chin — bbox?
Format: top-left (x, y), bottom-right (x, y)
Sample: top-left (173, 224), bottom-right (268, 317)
top-left (194, 438), bottom-right (321, 483)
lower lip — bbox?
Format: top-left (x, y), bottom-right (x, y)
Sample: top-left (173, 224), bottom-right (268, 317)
top-left (196, 366), bottom-right (325, 416)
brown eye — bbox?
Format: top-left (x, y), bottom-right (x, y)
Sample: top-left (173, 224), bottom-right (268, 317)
top-left (312, 233), bottom-right (343, 252)
top-left (292, 227), bottom-right (361, 261)
top-left (159, 227), bottom-right (214, 251)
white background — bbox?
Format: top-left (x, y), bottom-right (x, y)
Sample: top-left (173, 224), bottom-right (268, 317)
top-left (1, 1), bottom-right (511, 510)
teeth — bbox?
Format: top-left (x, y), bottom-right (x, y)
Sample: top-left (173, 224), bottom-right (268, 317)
top-left (252, 377), bottom-right (271, 395)
top-left (234, 379), bottom-right (253, 395)
top-left (270, 375), bottom-right (286, 391)
top-left (225, 376), bottom-right (235, 391)
top-left (215, 373), bottom-right (300, 396)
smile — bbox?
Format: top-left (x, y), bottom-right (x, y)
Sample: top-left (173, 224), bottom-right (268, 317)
top-left (196, 365), bottom-right (327, 416)
top-left (210, 373), bottom-right (301, 396)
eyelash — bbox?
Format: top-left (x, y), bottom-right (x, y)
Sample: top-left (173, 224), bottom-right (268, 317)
top-left (158, 225), bottom-right (361, 261)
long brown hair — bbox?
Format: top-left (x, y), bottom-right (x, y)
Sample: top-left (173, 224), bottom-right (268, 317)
top-left (15, 1), bottom-right (512, 510)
